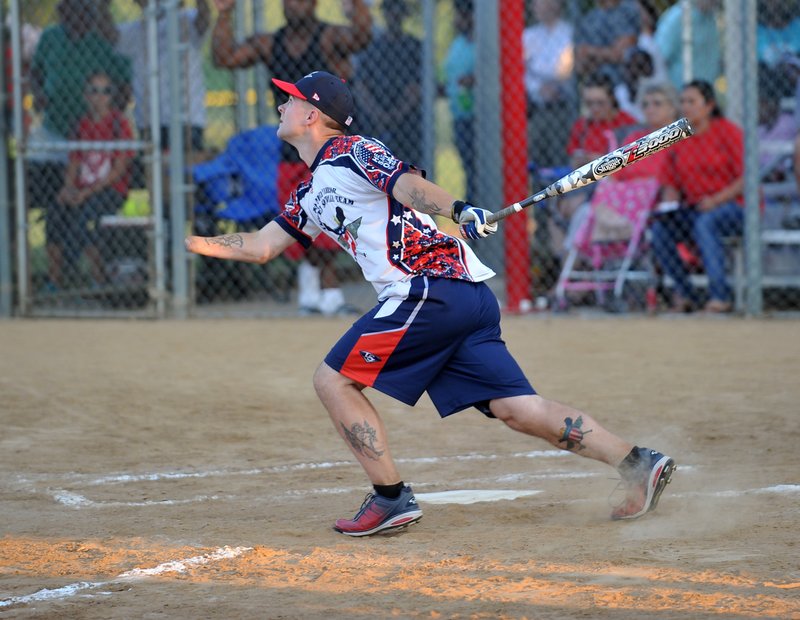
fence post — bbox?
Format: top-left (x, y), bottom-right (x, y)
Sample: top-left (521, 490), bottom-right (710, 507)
top-left (10, 0), bottom-right (28, 315)
top-left (741, 0), bottom-right (762, 316)
top-left (146, 0), bottom-right (167, 318)
top-left (474, 1), bottom-right (503, 279)
top-left (0, 0), bottom-right (10, 316)
top-left (166, 0), bottom-right (188, 318)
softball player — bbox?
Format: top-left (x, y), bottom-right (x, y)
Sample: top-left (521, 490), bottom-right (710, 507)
top-left (185, 71), bottom-right (675, 536)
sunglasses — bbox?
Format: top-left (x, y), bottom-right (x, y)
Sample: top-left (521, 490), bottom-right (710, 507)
top-left (86, 86), bottom-right (113, 95)
top-left (642, 99), bottom-right (666, 108)
top-left (584, 98), bottom-right (610, 107)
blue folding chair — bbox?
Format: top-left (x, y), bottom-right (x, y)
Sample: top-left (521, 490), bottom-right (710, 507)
top-left (192, 125), bottom-right (288, 301)
top-left (193, 125), bottom-right (282, 235)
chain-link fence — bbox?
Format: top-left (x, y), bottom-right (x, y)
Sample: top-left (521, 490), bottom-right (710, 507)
top-left (2, 0), bottom-right (799, 318)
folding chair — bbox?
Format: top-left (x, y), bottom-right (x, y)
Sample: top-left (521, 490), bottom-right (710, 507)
top-left (555, 177), bottom-right (660, 311)
top-left (193, 125), bottom-right (282, 234)
top-left (192, 125), bottom-right (285, 301)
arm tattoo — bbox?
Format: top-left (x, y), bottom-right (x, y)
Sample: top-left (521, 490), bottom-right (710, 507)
top-left (559, 415), bottom-right (593, 451)
top-left (340, 420), bottom-right (384, 461)
top-left (408, 188), bottom-right (444, 217)
top-left (205, 234), bottom-right (243, 248)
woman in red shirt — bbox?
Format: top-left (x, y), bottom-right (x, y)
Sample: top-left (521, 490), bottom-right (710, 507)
top-left (566, 72), bottom-right (638, 169)
top-left (651, 80), bottom-right (745, 313)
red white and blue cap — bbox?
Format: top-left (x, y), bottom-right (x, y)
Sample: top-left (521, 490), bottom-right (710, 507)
top-left (272, 71), bottom-right (355, 129)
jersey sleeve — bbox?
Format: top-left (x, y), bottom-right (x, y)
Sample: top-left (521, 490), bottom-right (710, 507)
top-left (274, 182), bottom-right (321, 249)
top-left (348, 138), bottom-right (412, 197)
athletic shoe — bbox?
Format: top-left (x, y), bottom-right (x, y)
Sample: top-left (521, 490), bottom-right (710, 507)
top-left (611, 448), bottom-right (675, 520)
top-left (334, 485), bottom-right (423, 536)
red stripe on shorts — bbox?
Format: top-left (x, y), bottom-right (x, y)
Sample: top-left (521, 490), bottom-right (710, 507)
top-left (341, 328), bottom-right (408, 386)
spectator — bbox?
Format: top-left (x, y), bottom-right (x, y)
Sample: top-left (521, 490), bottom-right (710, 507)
top-left (616, 79), bottom-right (680, 182)
top-left (573, 0), bottom-right (640, 86)
top-left (96, 0), bottom-right (120, 46)
top-left (635, 0), bottom-right (667, 82)
top-left (756, 0), bottom-right (800, 70)
top-left (555, 73), bottom-right (637, 257)
top-left (47, 72), bottom-right (133, 290)
top-left (757, 0), bottom-right (800, 122)
top-left (758, 68), bottom-right (797, 178)
top-left (613, 47), bottom-right (655, 123)
top-left (3, 16), bottom-right (41, 131)
top-left (566, 72), bottom-right (637, 170)
top-left (795, 132), bottom-right (800, 189)
top-left (31, 0), bottom-right (131, 143)
top-left (352, 0), bottom-right (422, 165)
top-left (651, 80), bottom-right (745, 313)
top-left (522, 0), bottom-right (575, 168)
top-left (443, 0), bottom-right (476, 201)
top-left (211, 0), bottom-right (372, 316)
top-left (655, 0), bottom-right (721, 90)
top-left (29, 0), bottom-right (131, 216)
top-left (116, 0), bottom-right (210, 152)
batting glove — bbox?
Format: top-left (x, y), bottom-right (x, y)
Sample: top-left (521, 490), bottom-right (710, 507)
top-left (451, 200), bottom-right (498, 240)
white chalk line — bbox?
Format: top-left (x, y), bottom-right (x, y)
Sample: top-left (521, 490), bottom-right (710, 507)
top-left (673, 484), bottom-right (800, 498)
top-left (14, 450), bottom-right (570, 488)
top-left (0, 545), bottom-right (252, 610)
top-left (48, 470), bottom-right (598, 509)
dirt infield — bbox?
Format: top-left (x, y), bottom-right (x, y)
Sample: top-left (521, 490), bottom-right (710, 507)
top-left (1, 317), bottom-right (798, 619)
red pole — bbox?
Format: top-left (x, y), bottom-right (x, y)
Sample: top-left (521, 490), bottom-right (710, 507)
top-left (498, 0), bottom-right (531, 312)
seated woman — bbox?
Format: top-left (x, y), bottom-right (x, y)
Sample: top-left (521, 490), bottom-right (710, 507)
top-left (651, 80), bottom-right (745, 313)
top-left (616, 79), bottom-right (680, 181)
top-left (556, 72), bottom-right (638, 256)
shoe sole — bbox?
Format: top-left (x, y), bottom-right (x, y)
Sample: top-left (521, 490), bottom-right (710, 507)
top-left (613, 456), bottom-right (676, 520)
top-left (334, 510), bottom-right (423, 537)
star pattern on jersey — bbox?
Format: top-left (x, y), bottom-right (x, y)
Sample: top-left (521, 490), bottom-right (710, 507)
top-left (391, 214), bottom-right (402, 225)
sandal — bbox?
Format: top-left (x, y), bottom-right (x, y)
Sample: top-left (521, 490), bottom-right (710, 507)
top-left (670, 294), bottom-right (694, 313)
top-left (704, 299), bottom-right (732, 313)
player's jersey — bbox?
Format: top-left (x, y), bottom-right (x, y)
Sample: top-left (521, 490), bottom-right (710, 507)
top-left (275, 135), bottom-right (495, 299)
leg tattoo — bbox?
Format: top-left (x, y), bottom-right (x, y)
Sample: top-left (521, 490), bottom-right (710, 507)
top-left (341, 420), bottom-right (384, 460)
top-left (559, 415), bottom-right (592, 451)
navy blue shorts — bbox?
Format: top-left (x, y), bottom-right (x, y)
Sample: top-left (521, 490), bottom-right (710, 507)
top-left (324, 277), bottom-right (535, 417)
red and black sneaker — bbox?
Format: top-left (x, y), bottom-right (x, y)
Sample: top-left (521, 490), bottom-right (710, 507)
top-left (334, 485), bottom-right (423, 536)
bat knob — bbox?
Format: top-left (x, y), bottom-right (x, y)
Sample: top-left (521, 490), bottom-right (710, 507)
top-left (678, 117), bottom-right (694, 136)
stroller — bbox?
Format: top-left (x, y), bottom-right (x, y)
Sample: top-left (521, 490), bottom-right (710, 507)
top-left (192, 125), bottom-right (285, 301)
top-left (554, 177), bottom-right (660, 311)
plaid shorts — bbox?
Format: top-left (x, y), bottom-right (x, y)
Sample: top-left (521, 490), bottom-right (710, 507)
top-left (325, 276), bottom-right (535, 417)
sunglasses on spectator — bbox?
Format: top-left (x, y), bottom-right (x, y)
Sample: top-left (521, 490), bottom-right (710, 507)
top-left (584, 98), bottom-right (610, 107)
top-left (86, 86), bottom-right (113, 95)
top-left (642, 99), bottom-right (666, 108)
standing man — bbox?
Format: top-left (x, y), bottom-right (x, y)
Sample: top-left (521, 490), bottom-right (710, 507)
top-left (185, 70), bottom-right (676, 537)
top-left (522, 0), bottom-right (575, 168)
top-left (574, 0), bottom-right (640, 86)
top-left (211, 0), bottom-right (372, 316)
top-left (655, 0), bottom-right (721, 90)
top-left (442, 0), bottom-right (476, 201)
top-left (116, 0), bottom-right (211, 152)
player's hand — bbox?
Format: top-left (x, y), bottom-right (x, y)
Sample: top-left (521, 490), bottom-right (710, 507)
top-left (451, 200), bottom-right (498, 240)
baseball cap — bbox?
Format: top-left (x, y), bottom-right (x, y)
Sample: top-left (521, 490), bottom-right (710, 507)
top-left (272, 71), bottom-right (355, 130)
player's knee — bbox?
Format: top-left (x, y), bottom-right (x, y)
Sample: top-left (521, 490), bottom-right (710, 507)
top-left (312, 363), bottom-right (337, 399)
top-left (313, 363), bottom-right (362, 400)
top-left (490, 394), bottom-right (546, 424)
